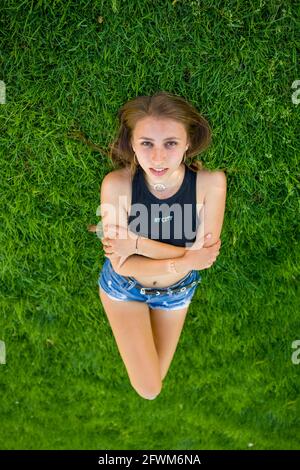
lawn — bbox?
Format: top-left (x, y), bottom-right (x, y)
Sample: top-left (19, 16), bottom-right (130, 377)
top-left (0, 0), bottom-right (299, 450)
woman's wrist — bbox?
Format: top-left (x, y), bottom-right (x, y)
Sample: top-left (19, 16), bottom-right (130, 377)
top-left (135, 235), bottom-right (140, 254)
top-left (133, 234), bottom-right (147, 255)
top-left (167, 256), bottom-right (189, 274)
top-left (130, 232), bottom-right (142, 255)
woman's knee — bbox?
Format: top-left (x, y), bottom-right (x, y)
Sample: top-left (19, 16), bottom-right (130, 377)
top-left (129, 375), bottom-right (162, 400)
top-left (132, 383), bottom-right (162, 400)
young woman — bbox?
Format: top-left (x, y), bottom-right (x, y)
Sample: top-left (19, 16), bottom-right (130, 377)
top-left (89, 91), bottom-right (227, 400)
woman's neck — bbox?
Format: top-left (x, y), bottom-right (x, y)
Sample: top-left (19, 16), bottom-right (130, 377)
top-left (143, 163), bottom-right (186, 198)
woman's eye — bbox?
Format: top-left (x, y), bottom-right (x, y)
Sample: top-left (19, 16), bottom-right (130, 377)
top-left (141, 141), bottom-right (177, 147)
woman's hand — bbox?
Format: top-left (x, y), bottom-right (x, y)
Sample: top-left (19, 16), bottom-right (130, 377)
top-left (101, 224), bottom-right (138, 259)
top-left (183, 234), bottom-right (221, 271)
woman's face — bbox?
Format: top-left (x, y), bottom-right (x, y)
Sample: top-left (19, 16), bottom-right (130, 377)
top-left (131, 116), bottom-right (189, 181)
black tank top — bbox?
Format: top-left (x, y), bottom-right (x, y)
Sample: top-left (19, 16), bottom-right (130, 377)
top-left (127, 164), bottom-right (200, 247)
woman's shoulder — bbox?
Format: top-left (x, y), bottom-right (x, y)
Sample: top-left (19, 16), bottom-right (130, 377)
top-left (103, 166), bottom-right (132, 185)
top-left (196, 167), bottom-right (226, 206)
top-left (102, 167), bottom-right (132, 213)
top-left (197, 168), bottom-right (226, 189)
top-left (196, 167), bottom-right (211, 205)
top-left (196, 166), bottom-right (226, 186)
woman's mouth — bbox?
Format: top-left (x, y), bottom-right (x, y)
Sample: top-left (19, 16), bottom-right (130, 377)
top-left (149, 168), bottom-right (168, 176)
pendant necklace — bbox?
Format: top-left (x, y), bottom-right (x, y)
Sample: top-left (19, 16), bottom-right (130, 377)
top-left (152, 182), bottom-right (168, 192)
top-left (148, 166), bottom-right (185, 193)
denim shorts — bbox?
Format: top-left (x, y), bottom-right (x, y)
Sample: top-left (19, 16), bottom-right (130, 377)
top-left (98, 257), bottom-right (202, 311)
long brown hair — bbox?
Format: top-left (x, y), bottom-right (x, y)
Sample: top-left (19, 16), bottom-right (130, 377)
top-left (108, 91), bottom-right (212, 177)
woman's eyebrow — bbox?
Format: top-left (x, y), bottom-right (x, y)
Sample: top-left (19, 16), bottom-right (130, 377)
top-left (138, 136), bottom-right (181, 141)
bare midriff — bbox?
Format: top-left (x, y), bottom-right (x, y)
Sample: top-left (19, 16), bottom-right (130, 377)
top-left (128, 270), bottom-right (192, 288)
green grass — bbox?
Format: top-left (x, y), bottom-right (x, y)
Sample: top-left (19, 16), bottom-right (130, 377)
top-left (1, 0), bottom-right (300, 450)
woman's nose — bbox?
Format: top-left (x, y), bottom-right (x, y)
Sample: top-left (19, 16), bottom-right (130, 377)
top-left (151, 151), bottom-right (165, 164)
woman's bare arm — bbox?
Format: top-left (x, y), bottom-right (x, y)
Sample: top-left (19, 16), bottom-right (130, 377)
top-left (95, 168), bottom-right (226, 277)
top-left (112, 235), bottom-right (187, 276)
top-left (116, 171), bottom-right (227, 277)
top-left (115, 253), bottom-right (187, 277)
top-left (133, 235), bottom-right (186, 259)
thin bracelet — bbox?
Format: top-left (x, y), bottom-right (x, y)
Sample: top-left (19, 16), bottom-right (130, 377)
top-left (135, 235), bottom-right (140, 254)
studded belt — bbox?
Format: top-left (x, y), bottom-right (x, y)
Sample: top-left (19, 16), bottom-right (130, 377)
top-left (133, 278), bottom-right (201, 296)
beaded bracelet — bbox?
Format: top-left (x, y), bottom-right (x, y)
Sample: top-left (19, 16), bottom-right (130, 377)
top-left (169, 260), bottom-right (178, 274)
